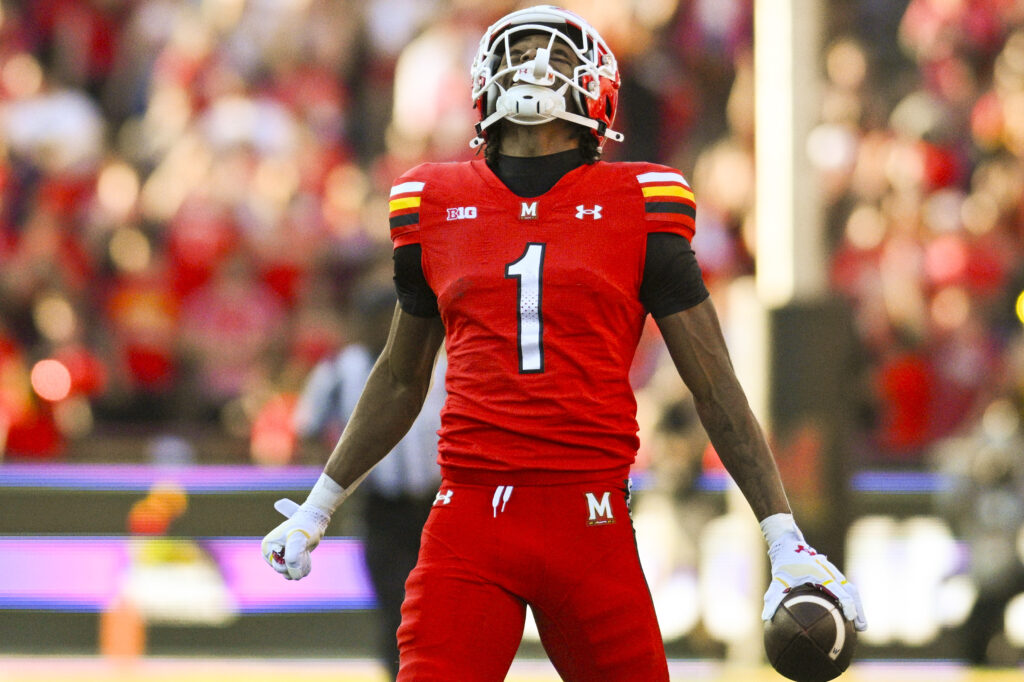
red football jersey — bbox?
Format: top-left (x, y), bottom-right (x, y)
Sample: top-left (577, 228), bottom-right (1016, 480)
top-left (389, 159), bottom-right (696, 484)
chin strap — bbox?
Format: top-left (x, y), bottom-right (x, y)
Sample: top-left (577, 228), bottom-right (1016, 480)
top-left (470, 111), bottom-right (505, 149)
top-left (469, 102), bottom-right (624, 149)
top-left (554, 110), bottom-right (624, 142)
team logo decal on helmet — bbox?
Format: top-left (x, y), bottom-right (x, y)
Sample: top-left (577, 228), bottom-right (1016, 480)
top-left (469, 5), bottom-right (623, 149)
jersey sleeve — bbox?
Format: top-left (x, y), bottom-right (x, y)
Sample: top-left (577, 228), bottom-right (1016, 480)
top-left (640, 233), bottom-right (709, 318)
top-left (633, 166), bottom-right (697, 240)
top-left (394, 244), bottom-right (440, 317)
top-left (387, 168), bottom-right (428, 248)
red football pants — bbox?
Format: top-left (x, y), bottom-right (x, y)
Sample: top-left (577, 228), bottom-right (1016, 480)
top-left (396, 477), bottom-right (669, 681)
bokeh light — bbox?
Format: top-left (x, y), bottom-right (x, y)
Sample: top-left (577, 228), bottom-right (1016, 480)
top-left (32, 293), bottom-right (76, 343)
top-left (924, 234), bottom-right (968, 285)
top-left (30, 359), bottom-right (72, 402)
top-left (960, 191), bottom-right (999, 235)
top-left (632, 0), bottom-right (679, 30)
top-left (54, 395), bottom-right (94, 439)
top-left (1, 53), bottom-right (42, 99)
top-left (323, 163), bottom-right (369, 235)
top-left (253, 157), bottom-right (300, 208)
top-left (1007, 593), bottom-right (1024, 647)
top-left (922, 188), bottom-right (965, 234)
top-left (981, 399), bottom-right (1019, 441)
top-left (845, 203), bottom-right (887, 250)
top-left (200, 0), bottom-right (246, 31)
top-left (249, 393), bottom-right (297, 465)
top-left (1000, 90), bottom-right (1024, 156)
top-left (140, 134), bottom-right (210, 221)
top-left (826, 37), bottom-right (868, 89)
top-left (807, 123), bottom-right (858, 173)
top-left (109, 227), bottom-right (152, 274)
top-left (930, 286), bottom-right (970, 331)
top-left (97, 161), bottom-right (141, 220)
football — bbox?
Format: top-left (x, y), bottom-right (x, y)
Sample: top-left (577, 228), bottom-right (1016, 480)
top-left (763, 583), bottom-right (857, 682)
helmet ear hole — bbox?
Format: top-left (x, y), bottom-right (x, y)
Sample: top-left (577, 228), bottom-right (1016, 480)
top-left (605, 96), bottom-right (612, 118)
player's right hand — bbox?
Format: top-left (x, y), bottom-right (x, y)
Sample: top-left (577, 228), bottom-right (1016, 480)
top-left (260, 498), bottom-right (331, 580)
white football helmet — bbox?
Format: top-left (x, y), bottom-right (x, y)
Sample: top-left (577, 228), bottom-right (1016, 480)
top-left (469, 5), bottom-right (623, 149)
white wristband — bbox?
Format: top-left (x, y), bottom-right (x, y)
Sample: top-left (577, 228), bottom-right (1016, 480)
top-left (305, 473), bottom-right (349, 515)
top-left (759, 512), bottom-right (803, 545)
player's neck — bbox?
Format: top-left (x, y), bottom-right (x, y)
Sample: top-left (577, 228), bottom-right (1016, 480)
top-left (499, 121), bottom-right (580, 157)
top-left (490, 148), bottom-right (584, 197)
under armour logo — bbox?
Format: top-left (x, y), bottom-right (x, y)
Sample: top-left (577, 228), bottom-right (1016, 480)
top-left (794, 544), bottom-right (817, 556)
top-left (575, 204), bottom-right (602, 219)
top-left (433, 490), bottom-right (453, 506)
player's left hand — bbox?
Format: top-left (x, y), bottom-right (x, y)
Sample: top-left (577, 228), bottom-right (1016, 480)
top-left (761, 514), bottom-right (867, 631)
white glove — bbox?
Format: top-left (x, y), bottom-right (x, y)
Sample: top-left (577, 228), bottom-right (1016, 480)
top-left (261, 473), bottom-right (348, 581)
top-left (761, 513), bottom-right (867, 632)
top-left (260, 498), bottom-right (330, 580)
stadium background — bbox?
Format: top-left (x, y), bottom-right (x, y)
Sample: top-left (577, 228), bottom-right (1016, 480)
top-left (1, 0), bottom-right (1024, 679)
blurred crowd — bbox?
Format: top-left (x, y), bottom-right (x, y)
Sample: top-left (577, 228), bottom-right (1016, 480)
top-left (0, 0), bottom-right (1023, 472)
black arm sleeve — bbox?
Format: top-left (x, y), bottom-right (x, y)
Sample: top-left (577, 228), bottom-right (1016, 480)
top-left (639, 232), bottom-right (710, 318)
top-left (393, 244), bottom-right (440, 317)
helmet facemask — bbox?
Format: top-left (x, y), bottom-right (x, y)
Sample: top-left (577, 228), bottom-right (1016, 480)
top-left (470, 6), bottom-right (622, 150)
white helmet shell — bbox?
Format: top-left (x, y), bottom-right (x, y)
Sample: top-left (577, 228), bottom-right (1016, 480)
top-left (469, 5), bottom-right (623, 148)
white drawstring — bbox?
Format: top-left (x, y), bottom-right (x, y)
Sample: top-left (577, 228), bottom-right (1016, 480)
top-left (492, 485), bottom-right (514, 517)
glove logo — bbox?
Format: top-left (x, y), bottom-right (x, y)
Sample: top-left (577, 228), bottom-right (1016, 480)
top-left (795, 544), bottom-right (817, 556)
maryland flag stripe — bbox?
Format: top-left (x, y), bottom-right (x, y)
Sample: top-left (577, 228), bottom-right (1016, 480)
top-left (637, 170), bottom-right (695, 235)
top-left (389, 196), bottom-right (420, 212)
top-left (637, 171), bottom-right (690, 187)
top-left (389, 181), bottom-right (425, 230)
top-left (641, 185), bottom-right (694, 201)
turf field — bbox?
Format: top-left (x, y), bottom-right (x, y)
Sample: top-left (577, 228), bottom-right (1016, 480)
top-left (1, 657), bottom-right (1022, 681)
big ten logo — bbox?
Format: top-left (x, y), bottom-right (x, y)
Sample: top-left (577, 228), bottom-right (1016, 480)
top-left (584, 491), bottom-right (615, 525)
top-left (446, 206), bottom-right (478, 221)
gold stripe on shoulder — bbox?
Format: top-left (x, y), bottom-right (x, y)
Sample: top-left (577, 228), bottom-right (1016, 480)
top-left (389, 196), bottom-right (422, 212)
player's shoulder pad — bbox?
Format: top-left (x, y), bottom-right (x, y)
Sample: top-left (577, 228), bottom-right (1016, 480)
top-left (616, 161), bottom-right (693, 192)
top-left (388, 162), bottom-right (437, 199)
top-left (611, 161), bottom-right (696, 233)
top-left (388, 164), bottom-right (438, 239)
top-left (388, 161), bottom-right (476, 197)
top-left (388, 162), bottom-right (476, 241)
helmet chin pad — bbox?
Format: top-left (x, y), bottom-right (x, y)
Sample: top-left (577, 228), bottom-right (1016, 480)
top-left (495, 84), bottom-right (567, 125)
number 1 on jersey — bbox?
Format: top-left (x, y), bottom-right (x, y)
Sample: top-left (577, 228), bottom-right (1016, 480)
top-left (505, 243), bottom-right (545, 373)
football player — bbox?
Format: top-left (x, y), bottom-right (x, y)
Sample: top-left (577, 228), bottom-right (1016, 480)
top-left (262, 5), bottom-right (867, 680)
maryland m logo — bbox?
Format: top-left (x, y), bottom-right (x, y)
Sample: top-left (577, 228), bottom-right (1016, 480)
top-left (585, 491), bottom-right (615, 526)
